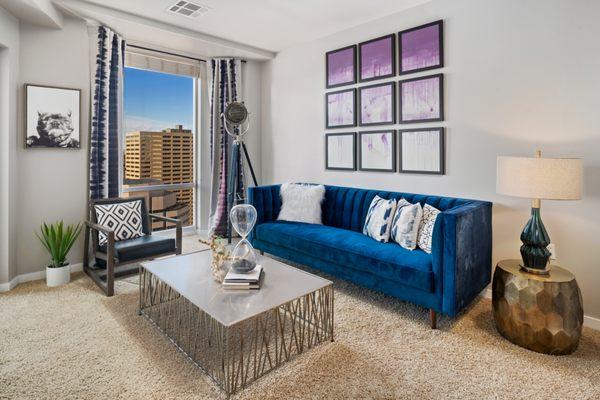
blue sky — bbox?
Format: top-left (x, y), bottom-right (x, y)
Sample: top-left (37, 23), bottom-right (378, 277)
top-left (124, 67), bottom-right (194, 133)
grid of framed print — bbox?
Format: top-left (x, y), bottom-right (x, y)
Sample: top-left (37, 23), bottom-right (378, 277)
top-left (326, 45), bottom-right (357, 89)
top-left (325, 132), bottom-right (356, 170)
top-left (399, 128), bottom-right (445, 174)
top-left (359, 82), bottom-right (395, 126)
top-left (326, 89), bottom-right (356, 129)
top-left (323, 19), bottom-right (445, 175)
top-left (359, 34), bottom-right (396, 82)
top-left (359, 131), bottom-right (396, 172)
top-left (399, 74), bottom-right (443, 123)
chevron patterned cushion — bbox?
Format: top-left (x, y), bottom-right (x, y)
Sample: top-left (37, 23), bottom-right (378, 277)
top-left (94, 200), bottom-right (145, 246)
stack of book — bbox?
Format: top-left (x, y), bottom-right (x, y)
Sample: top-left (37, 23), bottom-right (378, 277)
top-left (222, 265), bottom-right (263, 290)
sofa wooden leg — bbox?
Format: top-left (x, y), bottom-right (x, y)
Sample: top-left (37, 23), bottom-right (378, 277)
top-left (260, 250), bottom-right (264, 255)
top-left (429, 309), bottom-right (437, 329)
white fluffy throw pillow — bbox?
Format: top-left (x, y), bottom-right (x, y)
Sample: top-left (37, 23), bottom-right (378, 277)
top-left (277, 183), bottom-right (325, 224)
top-left (417, 204), bottom-right (441, 254)
top-left (363, 195), bottom-right (397, 243)
top-left (390, 199), bottom-right (423, 250)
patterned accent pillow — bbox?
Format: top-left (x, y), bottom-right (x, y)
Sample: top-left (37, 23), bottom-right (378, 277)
top-left (390, 199), bottom-right (423, 250)
top-left (94, 200), bottom-right (145, 246)
top-left (363, 196), bottom-right (397, 243)
top-left (417, 204), bottom-right (441, 254)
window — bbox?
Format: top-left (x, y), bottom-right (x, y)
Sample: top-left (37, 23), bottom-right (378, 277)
top-left (122, 66), bottom-right (196, 231)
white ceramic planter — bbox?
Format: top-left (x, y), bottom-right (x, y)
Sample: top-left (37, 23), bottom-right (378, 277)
top-left (46, 263), bottom-right (70, 287)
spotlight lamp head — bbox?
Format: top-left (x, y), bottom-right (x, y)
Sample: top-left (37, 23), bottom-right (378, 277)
top-left (224, 102), bottom-right (248, 126)
top-left (222, 101), bottom-right (250, 141)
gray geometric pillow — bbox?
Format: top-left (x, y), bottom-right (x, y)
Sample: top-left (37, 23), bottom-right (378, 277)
top-left (390, 199), bottom-right (423, 250)
top-left (94, 200), bottom-right (145, 246)
top-left (417, 204), bottom-right (440, 254)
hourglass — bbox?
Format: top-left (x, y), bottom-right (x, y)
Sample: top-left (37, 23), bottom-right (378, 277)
top-left (229, 204), bottom-right (258, 273)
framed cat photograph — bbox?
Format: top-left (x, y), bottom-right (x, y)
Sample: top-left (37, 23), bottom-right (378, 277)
top-left (25, 84), bottom-right (81, 149)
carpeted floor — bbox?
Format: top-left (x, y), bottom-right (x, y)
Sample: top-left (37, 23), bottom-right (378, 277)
top-left (1, 246), bottom-right (600, 399)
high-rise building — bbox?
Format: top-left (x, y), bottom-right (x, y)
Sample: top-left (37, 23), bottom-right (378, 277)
top-left (124, 125), bottom-right (194, 228)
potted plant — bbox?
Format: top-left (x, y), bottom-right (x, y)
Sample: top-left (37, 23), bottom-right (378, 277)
top-left (36, 221), bottom-right (82, 287)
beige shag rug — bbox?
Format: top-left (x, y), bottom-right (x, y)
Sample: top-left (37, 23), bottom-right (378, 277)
top-left (1, 251), bottom-right (599, 399)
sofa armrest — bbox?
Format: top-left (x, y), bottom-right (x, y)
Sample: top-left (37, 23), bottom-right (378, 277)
top-left (248, 184), bottom-right (282, 223)
top-left (436, 201), bottom-right (493, 316)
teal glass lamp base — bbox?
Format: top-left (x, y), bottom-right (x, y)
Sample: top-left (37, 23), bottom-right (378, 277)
top-left (519, 206), bottom-right (551, 275)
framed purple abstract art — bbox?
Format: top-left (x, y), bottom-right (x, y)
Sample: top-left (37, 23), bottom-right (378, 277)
top-left (358, 34), bottom-right (396, 82)
top-left (358, 130), bottom-right (396, 172)
top-left (399, 20), bottom-right (444, 75)
top-left (325, 132), bottom-right (356, 171)
top-left (326, 45), bottom-right (357, 88)
top-left (399, 74), bottom-right (443, 123)
top-left (399, 128), bottom-right (445, 174)
top-left (326, 88), bottom-right (356, 129)
top-left (359, 82), bottom-right (396, 127)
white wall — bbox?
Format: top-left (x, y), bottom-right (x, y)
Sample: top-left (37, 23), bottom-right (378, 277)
top-left (2, 15), bottom-right (264, 279)
top-left (261, 0), bottom-right (600, 319)
top-left (0, 7), bottom-right (20, 284)
top-left (15, 17), bottom-right (90, 275)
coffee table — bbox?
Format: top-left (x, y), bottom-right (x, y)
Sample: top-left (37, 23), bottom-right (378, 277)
top-left (139, 251), bottom-right (334, 395)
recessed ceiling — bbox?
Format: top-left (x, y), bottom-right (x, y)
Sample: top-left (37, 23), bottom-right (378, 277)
top-left (64, 0), bottom-right (431, 53)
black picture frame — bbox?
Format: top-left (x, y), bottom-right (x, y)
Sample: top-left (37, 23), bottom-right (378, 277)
top-left (325, 132), bottom-right (356, 171)
top-left (25, 83), bottom-right (82, 149)
top-left (398, 73), bottom-right (444, 124)
top-left (358, 82), bottom-right (396, 127)
top-left (325, 45), bottom-right (357, 89)
top-left (325, 88), bottom-right (356, 129)
top-left (358, 34), bottom-right (396, 83)
top-left (358, 130), bottom-right (396, 172)
top-left (398, 20), bottom-right (444, 75)
top-left (398, 128), bottom-right (445, 175)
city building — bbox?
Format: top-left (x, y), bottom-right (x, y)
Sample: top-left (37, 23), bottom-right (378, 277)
top-left (124, 125), bottom-right (194, 228)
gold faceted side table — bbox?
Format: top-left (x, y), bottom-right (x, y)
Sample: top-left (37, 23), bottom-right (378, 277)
top-left (492, 259), bottom-right (583, 355)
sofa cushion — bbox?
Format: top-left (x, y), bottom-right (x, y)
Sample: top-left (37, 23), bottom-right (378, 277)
top-left (362, 195), bottom-right (397, 243)
top-left (98, 235), bottom-right (176, 262)
top-left (255, 221), bottom-right (434, 292)
top-left (277, 183), bottom-right (325, 224)
top-left (94, 200), bottom-right (145, 246)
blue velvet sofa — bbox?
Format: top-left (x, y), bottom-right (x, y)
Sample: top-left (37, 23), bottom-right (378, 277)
top-left (248, 184), bottom-right (492, 328)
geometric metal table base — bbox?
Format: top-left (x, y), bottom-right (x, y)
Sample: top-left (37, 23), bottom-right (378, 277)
top-left (139, 267), bottom-right (334, 395)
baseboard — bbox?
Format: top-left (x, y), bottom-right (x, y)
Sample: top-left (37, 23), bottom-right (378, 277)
top-left (479, 286), bottom-right (599, 331)
top-left (0, 263), bottom-right (83, 292)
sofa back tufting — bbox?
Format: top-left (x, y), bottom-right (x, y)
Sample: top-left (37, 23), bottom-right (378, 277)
top-left (321, 185), bottom-right (472, 232)
top-left (248, 184), bottom-right (477, 233)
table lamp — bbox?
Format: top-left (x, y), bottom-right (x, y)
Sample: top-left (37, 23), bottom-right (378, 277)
top-left (496, 150), bottom-right (582, 274)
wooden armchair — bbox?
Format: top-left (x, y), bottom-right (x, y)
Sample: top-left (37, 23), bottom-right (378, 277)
top-left (83, 197), bottom-right (182, 296)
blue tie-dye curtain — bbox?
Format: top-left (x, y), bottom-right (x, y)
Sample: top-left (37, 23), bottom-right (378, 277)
top-left (89, 26), bottom-right (125, 201)
top-left (208, 58), bottom-right (243, 236)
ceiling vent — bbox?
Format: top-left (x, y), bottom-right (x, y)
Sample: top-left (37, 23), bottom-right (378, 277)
top-left (167, 1), bottom-right (210, 18)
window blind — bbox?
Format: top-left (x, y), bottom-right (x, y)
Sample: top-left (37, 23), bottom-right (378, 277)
top-left (125, 46), bottom-right (205, 79)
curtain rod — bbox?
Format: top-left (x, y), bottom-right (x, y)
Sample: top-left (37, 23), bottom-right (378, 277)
top-left (126, 44), bottom-right (247, 64)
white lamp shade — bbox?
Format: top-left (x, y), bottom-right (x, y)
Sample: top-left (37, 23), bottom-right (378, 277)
top-left (496, 156), bottom-right (582, 200)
